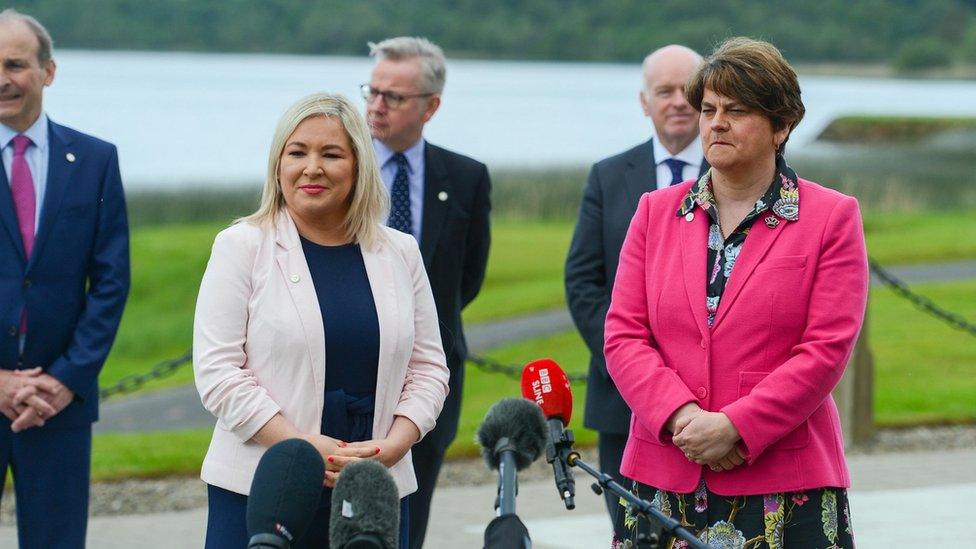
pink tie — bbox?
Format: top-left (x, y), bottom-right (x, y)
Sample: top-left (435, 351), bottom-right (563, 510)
top-left (10, 135), bottom-right (35, 335)
top-left (10, 134), bottom-right (36, 258)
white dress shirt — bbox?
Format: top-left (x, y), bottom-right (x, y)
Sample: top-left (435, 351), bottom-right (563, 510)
top-left (651, 129), bottom-right (703, 190)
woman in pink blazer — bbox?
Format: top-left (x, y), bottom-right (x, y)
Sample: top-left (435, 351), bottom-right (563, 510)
top-left (193, 93), bottom-right (449, 548)
top-left (605, 38), bottom-right (866, 547)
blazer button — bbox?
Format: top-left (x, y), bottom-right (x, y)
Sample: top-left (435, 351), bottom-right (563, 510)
top-left (23, 278), bottom-right (31, 289)
top-left (696, 387), bottom-right (708, 399)
top-left (8, 326), bottom-right (17, 337)
top-left (699, 339), bottom-right (706, 349)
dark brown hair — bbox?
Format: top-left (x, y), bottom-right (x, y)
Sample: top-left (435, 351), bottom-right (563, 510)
top-left (686, 37), bottom-right (804, 153)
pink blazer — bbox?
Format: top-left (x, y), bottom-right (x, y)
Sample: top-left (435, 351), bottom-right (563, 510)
top-left (193, 210), bottom-right (449, 497)
top-left (604, 178), bottom-right (868, 496)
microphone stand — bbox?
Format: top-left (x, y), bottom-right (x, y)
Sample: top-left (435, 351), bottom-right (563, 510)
top-left (493, 437), bottom-right (519, 516)
top-left (546, 421), bottom-right (576, 510)
top-left (565, 452), bottom-right (712, 549)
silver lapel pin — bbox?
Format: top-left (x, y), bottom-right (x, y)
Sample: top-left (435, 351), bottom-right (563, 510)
top-left (437, 191), bottom-right (448, 202)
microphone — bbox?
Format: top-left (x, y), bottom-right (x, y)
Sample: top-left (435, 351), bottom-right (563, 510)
top-left (329, 459), bottom-right (400, 549)
top-left (246, 438), bottom-right (325, 548)
top-left (476, 397), bottom-right (547, 516)
top-left (521, 358), bottom-right (577, 510)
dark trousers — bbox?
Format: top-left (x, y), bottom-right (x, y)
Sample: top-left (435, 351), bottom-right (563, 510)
top-left (598, 431), bottom-right (629, 543)
top-left (0, 423), bottom-right (92, 549)
top-left (206, 484), bottom-right (410, 548)
top-left (406, 431), bottom-right (448, 549)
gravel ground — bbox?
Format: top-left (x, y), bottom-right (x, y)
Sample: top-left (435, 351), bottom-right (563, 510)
top-left (1, 424), bottom-right (974, 523)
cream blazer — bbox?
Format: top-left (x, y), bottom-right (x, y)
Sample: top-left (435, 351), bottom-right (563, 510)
top-left (192, 210), bottom-right (449, 497)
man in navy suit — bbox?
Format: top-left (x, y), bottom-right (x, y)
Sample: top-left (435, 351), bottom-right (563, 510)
top-left (564, 44), bottom-right (704, 545)
top-left (364, 36), bottom-right (491, 549)
top-left (0, 10), bottom-right (129, 548)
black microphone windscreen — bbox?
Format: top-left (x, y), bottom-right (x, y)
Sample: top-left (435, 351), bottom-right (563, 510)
top-left (476, 397), bottom-right (547, 471)
top-left (329, 459), bottom-right (399, 549)
top-left (247, 438), bottom-right (325, 544)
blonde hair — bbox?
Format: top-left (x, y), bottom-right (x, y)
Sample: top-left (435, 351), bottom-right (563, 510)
top-left (241, 92), bottom-right (389, 249)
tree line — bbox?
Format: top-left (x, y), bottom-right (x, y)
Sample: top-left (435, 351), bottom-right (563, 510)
top-left (12, 0), bottom-right (976, 71)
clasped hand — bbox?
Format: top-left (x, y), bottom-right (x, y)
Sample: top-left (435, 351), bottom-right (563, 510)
top-left (302, 434), bottom-right (411, 488)
top-left (669, 403), bottom-right (746, 472)
top-left (0, 368), bottom-right (74, 432)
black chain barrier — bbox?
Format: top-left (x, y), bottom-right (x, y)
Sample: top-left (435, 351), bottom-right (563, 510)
top-left (99, 348), bottom-right (192, 400)
top-left (97, 258), bottom-right (974, 400)
top-left (869, 257), bottom-right (976, 337)
top-left (466, 353), bottom-right (589, 384)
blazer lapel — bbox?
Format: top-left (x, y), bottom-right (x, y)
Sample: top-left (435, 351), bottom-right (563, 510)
top-left (418, 143), bottom-right (449, 270)
top-left (30, 120), bottom-right (73, 267)
top-left (273, 213), bottom-right (326, 391)
top-left (361, 237), bottom-right (401, 432)
top-left (679, 210), bottom-right (711, 342)
top-left (711, 217), bottom-right (788, 331)
top-left (624, 139), bottom-right (656, 203)
top-left (0, 157), bottom-right (25, 262)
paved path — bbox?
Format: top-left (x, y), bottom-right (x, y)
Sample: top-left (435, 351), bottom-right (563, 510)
top-left (3, 448), bottom-right (973, 547)
top-left (95, 258), bottom-right (976, 434)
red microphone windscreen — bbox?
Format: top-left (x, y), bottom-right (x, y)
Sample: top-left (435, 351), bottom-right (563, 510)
top-left (520, 358), bottom-right (573, 425)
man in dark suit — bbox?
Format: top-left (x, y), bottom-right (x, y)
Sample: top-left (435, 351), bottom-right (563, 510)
top-left (363, 36), bottom-right (490, 549)
top-left (564, 44), bottom-right (703, 543)
top-left (0, 9), bottom-right (129, 548)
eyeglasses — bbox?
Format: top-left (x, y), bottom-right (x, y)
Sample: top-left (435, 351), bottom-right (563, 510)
top-left (360, 84), bottom-right (434, 109)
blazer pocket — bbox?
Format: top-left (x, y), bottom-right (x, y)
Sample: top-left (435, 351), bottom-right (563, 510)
top-left (756, 255), bottom-right (807, 272)
top-left (737, 371), bottom-right (810, 450)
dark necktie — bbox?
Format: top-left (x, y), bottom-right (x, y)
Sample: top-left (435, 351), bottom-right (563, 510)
top-left (11, 135), bottom-right (35, 335)
top-left (663, 158), bottom-right (686, 186)
top-left (388, 153), bottom-right (413, 235)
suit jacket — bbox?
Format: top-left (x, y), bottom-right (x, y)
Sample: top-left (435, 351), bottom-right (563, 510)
top-left (416, 142), bottom-right (491, 450)
top-left (192, 211), bottom-right (449, 497)
top-left (604, 179), bottom-right (868, 495)
top-left (565, 139), bottom-right (705, 434)
top-left (0, 119), bottom-right (130, 427)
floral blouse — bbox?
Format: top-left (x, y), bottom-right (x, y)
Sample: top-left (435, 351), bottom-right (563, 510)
top-left (676, 155), bottom-right (801, 327)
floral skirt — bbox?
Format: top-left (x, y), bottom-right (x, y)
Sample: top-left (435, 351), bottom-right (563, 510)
top-left (622, 480), bottom-right (855, 548)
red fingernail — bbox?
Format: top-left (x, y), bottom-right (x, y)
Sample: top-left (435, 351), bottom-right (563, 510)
top-left (327, 456), bottom-right (334, 463)
top-left (375, 448), bottom-right (381, 455)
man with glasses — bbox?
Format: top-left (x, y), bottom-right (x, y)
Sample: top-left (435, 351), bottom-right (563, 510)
top-left (363, 36), bottom-right (491, 549)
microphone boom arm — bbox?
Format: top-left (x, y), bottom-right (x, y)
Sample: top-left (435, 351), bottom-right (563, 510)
top-left (566, 453), bottom-right (713, 549)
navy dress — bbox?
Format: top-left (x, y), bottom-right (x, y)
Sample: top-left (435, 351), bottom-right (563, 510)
top-left (205, 239), bottom-right (409, 548)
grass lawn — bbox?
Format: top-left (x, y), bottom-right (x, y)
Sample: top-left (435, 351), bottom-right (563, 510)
top-left (92, 429), bottom-right (212, 481)
top-left (871, 279), bottom-right (976, 426)
top-left (99, 211), bottom-right (976, 397)
top-left (87, 216), bottom-right (976, 479)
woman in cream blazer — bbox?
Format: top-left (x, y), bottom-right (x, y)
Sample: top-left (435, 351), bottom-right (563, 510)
top-left (193, 93), bottom-right (448, 548)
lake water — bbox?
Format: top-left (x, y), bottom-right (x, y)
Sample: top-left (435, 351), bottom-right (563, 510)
top-left (41, 50), bottom-right (976, 188)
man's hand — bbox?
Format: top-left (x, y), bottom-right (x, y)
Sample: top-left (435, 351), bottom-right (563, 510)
top-left (672, 411), bottom-right (741, 465)
top-left (11, 373), bottom-right (73, 432)
top-left (0, 369), bottom-right (54, 429)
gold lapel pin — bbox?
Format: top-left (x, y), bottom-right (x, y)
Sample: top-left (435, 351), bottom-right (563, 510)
top-left (764, 216), bottom-right (780, 228)
top-left (66, 153), bottom-right (76, 163)
top-left (437, 191), bottom-right (448, 202)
